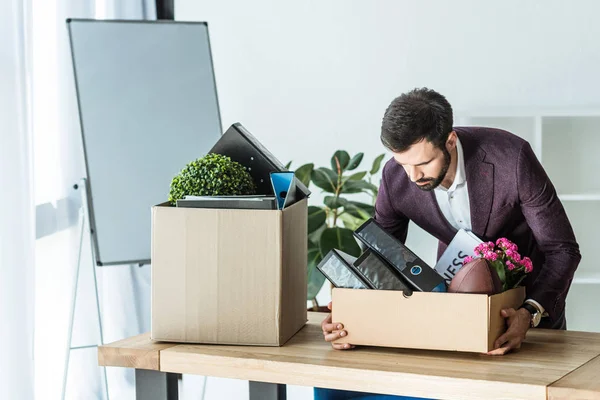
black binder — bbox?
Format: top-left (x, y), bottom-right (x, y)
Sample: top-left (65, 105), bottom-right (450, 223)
top-left (210, 123), bottom-right (311, 198)
top-left (354, 218), bottom-right (447, 292)
top-left (353, 249), bottom-right (413, 293)
top-left (316, 249), bottom-right (369, 289)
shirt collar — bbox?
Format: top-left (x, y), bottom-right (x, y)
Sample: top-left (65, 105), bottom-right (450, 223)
top-left (436, 136), bottom-right (466, 193)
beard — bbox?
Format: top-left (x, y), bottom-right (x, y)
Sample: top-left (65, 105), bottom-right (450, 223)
top-left (415, 147), bottom-right (451, 191)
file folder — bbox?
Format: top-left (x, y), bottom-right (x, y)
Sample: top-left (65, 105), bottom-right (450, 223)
top-left (270, 171), bottom-right (299, 210)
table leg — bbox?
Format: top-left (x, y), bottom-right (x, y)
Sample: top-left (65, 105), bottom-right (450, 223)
top-left (249, 381), bottom-right (286, 400)
top-left (135, 369), bottom-right (179, 400)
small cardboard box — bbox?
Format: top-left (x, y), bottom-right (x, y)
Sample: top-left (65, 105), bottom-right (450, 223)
top-left (151, 198), bottom-right (308, 346)
top-left (333, 286), bottom-right (525, 353)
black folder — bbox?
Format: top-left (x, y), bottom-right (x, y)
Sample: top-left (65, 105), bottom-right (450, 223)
top-left (316, 249), bottom-right (369, 289)
top-left (353, 218), bottom-right (447, 292)
top-left (353, 249), bottom-right (413, 293)
top-left (210, 123), bottom-right (310, 199)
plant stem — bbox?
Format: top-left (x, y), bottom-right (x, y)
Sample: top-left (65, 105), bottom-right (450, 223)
top-left (332, 157), bottom-right (343, 226)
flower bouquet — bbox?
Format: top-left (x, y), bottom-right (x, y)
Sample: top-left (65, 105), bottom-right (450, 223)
top-left (464, 237), bottom-right (533, 292)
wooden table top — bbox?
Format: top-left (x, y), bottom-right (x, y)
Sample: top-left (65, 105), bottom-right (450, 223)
top-left (98, 312), bottom-right (600, 400)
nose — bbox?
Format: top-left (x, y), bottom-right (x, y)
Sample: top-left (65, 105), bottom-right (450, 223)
top-left (406, 166), bottom-right (422, 182)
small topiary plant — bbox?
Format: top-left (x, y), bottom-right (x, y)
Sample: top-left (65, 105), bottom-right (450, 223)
top-left (168, 153), bottom-right (257, 204)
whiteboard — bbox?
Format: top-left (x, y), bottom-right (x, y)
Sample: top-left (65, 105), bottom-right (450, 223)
top-left (67, 19), bottom-right (222, 265)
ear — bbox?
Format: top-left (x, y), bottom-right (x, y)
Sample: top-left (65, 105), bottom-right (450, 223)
top-left (445, 131), bottom-right (457, 152)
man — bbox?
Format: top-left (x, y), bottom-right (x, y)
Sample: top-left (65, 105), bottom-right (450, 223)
top-left (317, 88), bottom-right (581, 398)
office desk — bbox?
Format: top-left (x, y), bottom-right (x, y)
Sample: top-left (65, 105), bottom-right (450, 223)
top-left (98, 312), bottom-right (600, 400)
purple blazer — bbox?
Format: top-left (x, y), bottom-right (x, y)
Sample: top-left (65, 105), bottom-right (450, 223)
top-left (374, 126), bottom-right (581, 328)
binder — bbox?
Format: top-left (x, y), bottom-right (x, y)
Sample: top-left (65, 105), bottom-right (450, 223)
top-left (353, 249), bottom-right (413, 293)
top-left (353, 218), bottom-right (447, 292)
top-left (317, 248), bottom-right (412, 293)
top-left (210, 123), bottom-right (310, 199)
top-left (270, 171), bottom-right (299, 210)
top-left (316, 249), bottom-right (369, 289)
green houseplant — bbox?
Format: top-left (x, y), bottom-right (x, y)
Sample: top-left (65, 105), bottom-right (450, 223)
top-left (289, 150), bottom-right (385, 310)
top-left (168, 153), bottom-right (256, 204)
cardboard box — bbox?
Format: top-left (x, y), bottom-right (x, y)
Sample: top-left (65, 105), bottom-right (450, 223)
top-left (151, 198), bottom-right (308, 346)
top-left (332, 286), bottom-right (525, 353)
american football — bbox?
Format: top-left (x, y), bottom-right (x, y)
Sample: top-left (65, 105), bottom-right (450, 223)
top-left (447, 258), bottom-right (503, 295)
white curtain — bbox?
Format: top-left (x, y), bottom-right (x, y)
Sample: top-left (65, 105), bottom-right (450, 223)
top-left (32, 1), bottom-right (157, 399)
top-left (0, 0), bottom-right (35, 399)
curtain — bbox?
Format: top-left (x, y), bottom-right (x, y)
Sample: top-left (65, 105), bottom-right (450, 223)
top-left (32, 0), bottom-right (157, 399)
top-left (0, 0), bottom-right (35, 399)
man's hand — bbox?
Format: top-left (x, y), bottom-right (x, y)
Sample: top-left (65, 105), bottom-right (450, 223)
top-left (321, 301), bottom-right (354, 350)
top-left (486, 308), bottom-right (531, 356)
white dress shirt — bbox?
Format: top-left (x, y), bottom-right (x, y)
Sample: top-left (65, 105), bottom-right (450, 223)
top-left (433, 138), bottom-right (546, 316)
top-left (434, 138), bottom-right (472, 231)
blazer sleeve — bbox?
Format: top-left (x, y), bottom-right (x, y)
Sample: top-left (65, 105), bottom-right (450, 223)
top-left (517, 141), bottom-right (581, 321)
top-left (374, 163), bottom-right (410, 244)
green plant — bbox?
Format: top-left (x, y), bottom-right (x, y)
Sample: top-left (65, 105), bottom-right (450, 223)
top-left (289, 150), bottom-right (385, 309)
top-left (168, 153), bottom-right (256, 204)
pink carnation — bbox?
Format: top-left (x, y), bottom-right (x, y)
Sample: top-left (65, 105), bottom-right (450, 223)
top-left (522, 257), bottom-right (533, 273)
top-left (463, 255), bottom-right (473, 265)
top-left (496, 237), bottom-right (509, 249)
top-left (474, 241), bottom-right (494, 256)
top-left (506, 261), bottom-right (516, 271)
top-left (496, 237), bottom-right (518, 252)
top-left (505, 249), bottom-right (521, 263)
top-left (484, 251), bottom-right (498, 261)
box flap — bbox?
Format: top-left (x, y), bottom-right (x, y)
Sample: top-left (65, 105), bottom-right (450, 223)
top-left (487, 287), bottom-right (526, 351)
top-left (279, 198), bottom-right (308, 344)
top-left (333, 288), bottom-right (489, 352)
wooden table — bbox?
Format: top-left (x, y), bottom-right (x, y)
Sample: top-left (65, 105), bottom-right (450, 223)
top-left (98, 312), bottom-right (600, 400)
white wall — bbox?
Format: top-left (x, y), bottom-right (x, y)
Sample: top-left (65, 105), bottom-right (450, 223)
top-left (177, 0), bottom-right (600, 174)
top-left (175, 1), bottom-right (600, 398)
top-left (177, 0), bottom-right (600, 264)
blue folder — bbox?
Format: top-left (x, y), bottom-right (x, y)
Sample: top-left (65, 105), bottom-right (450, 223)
top-left (270, 171), bottom-right (299, 210)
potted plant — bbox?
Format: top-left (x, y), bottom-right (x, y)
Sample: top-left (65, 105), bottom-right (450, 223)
top-left (289, 150), bottom-right (385, 311)
top-left (168, 153), bottom-right (256, 204)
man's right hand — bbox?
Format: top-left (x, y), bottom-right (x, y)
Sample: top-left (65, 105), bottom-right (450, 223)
top-left (321, 301), bottom-right (355, 350)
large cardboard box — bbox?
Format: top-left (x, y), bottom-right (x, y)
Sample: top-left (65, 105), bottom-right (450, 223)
top-left (333, 286), bottom-right (525, 353)
top-left (151, 198), bottom-right (308, 346)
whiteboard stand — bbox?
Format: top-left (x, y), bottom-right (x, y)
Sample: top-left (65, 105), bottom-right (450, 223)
top-left (62, 177), bottom-right (109, 400)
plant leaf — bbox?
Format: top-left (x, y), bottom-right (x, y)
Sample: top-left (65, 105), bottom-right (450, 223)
top-left (370, 154), bottom-right (386, 175)
top-left (295, 163), bottom-right (314, 187)
top-left (284, 161), bottom-right (292, 170)
top-left (330, 150), bottom-right (350, 173)
top-left (346, 171), bottom-right (367, 181)
top-left (346, 153), bottom-right (364, 170)
top-left (345, 201), bottom-right (374, 219)
top-left (308, 223), bottom-right (327, 245)
top-left (491, 260), bottom-right (506, 285)
top-left (308, 206), bottom-right (326, 234)
top-left (311, 168), bottom-right (338, 193)
top-left (338, 213), bottom-right (364, 231)
top-left (324, 196), bottom-right (348, 209)
top-left (341, 180), bottom-right (378, 194)
top-left (307, 247), bottom-right (325, 300)
top-left (319, 227), bottom-right (361, 258)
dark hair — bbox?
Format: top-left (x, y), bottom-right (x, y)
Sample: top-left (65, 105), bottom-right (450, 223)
top-left (380, 88), bottom-right (454, 152)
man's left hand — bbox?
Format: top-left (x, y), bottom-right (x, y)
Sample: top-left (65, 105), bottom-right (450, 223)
top-left (486, 308), bottom-right (531, 356)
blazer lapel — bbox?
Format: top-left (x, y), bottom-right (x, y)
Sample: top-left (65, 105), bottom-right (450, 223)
top-left (462, 137), bottom-right (494, 237)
